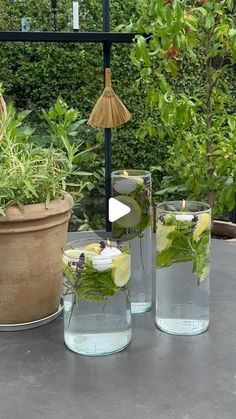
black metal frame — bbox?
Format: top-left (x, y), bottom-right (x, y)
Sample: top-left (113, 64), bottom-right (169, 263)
top-left (0, 31), bottom-right (136, 43)
top-left (0, 0), bottom-right (136, 231)
top-left (232, 197), bottom-right (236, 223)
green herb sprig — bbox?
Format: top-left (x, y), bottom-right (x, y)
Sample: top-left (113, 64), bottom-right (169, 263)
top-left (63, 260), bottom-right (123, 303)
top-left (156, 220), bottom-right (210, 284)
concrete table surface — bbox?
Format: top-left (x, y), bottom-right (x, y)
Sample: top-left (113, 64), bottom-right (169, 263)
top-left (0, 239), bottom-right (236, 419)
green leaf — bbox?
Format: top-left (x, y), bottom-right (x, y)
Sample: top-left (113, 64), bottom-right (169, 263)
top-left (156, 247), bottom-right (178, 268)
top-left (196, 7), bottom-right (208, 16)
top-left (205, 15), bottom-right (215, 30)
top-left (137, 36), bottom-right (151, 66)
top-left (165, 60), bottom-right (178, 77)
top-left (228, 116), bottom-right (236, 132)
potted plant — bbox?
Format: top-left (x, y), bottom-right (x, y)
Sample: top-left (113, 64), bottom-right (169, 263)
top-left (126, 0), bottom-right (236, 235)
top-left (0, 92), bottom-right (87, 325)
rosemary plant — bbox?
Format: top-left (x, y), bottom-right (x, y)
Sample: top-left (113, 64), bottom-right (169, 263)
top-left (0, 101), bottom-right (88, 215)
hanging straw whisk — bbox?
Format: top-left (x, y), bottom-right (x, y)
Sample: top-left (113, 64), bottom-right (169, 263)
top-left (88, 68), bottom-right (132, 129)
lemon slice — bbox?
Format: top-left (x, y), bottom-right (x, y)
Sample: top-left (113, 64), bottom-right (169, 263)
top-left (193, 213), bottom-right (210, 240)
top-left (156, 221), bottom-right (176, 252)
top-left (112, 254), bottom-right (131, 287)
top-left (63, 248), bottom-right (97, 268)
top-left (84, 243), bottom-right (101, 254)
top-left (115, 196), bottom-right (141, 228)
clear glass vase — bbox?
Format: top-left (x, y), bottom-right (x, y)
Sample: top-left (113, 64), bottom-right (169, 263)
top-left (155, 201), bottom-right (211, 335)
top-left (63, 238), bottom-right (132, 356)
top-left (112, 170), bottom-right (152, 314)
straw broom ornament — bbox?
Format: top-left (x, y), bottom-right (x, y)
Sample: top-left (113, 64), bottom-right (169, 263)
top-left (88, 68), bottom-right (132, 129)
top-left (0, 93), bottom-right (7, 140)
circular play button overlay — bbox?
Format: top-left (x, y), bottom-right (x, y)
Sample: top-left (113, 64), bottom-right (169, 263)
top-left (111, 196), bottom-right (142, 228)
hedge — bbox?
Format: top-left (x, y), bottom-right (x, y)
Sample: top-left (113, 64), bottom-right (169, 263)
top-left (0, 0), bottom-right (235, 226)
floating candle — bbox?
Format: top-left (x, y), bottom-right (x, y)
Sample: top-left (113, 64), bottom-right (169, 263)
top-left (176, 199), bottom-right (194, 221)
top-left (113, 170), bottom-right (144, 195)
top-left (175, 214), bottom-right (194, 222)
top-left (92, 241), bottom-right (122, 272)
top-left (100, 246), bottom-right (122, 258)
top-left (92, 256), bottom-right (113, 272)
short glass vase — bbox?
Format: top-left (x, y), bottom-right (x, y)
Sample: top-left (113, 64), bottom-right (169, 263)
top-left (155, 201), bottom-right (211, 335)
top-left (63, 238), bottom-right (132, 356)
top-left (112, 170), bottom-right (153, 314)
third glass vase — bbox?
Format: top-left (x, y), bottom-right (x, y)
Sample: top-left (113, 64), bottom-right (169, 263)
top-left (112, 170), bottom-right (152, 314)
top-left (156, 201), bottom-right (211, 335)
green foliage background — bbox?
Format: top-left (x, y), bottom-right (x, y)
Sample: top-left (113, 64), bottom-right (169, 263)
top-left (0, 0), bottom-right (235, 224)
top-left (0, 1), bottom-right (170, 181)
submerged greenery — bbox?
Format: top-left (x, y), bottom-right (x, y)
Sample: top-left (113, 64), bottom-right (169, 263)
top-left (63, 241), bottom-right (131, 302)
top-left (63, 260), bottom-right (120, 303)
top-left (156, 214), bottom-right (211, 285)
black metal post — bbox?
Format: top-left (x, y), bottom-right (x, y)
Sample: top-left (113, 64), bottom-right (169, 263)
top-left (103, 0), bottom-right (112, 232)
top-left (50, 0), bottom-right (57, 31)
top-left (232, 195), bottom-right (236, 223)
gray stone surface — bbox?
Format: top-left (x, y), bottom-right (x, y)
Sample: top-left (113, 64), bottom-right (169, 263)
top-left (0, 239), bottom-right (236, 419)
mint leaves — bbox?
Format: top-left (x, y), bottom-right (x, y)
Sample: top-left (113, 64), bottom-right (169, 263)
top-left (63, 260), bottom-right (120, 303)
top-left (156, 219), bottom-right (210, 284)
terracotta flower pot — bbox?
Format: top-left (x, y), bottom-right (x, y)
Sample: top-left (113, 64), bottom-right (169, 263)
top-left (0, 194), bottom-right (74, 324)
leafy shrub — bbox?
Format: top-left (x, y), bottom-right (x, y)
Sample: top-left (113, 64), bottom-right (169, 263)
top-left (0, 98), bottom-right (89, 214)
top-left (127, 0), bottom-right (236, 217)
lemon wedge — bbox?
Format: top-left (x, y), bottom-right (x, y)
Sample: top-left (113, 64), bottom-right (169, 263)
top-left (156, 221), bottom-right (176, 252)
top-left (84, 243), bottom-right (101, 254)
top-left (115, 196), bottom-right (141, 228)
top-left (112, 254), bottom-right (131, 287)
top-left (193, 213), bottom-right (210, 240)
top-left (63, 248), bottom-right (97, 269)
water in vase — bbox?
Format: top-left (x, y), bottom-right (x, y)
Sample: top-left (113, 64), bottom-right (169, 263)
top-left (63, 238), bottom-right (132, 356)
top-left (156, 261), bottom-right (209, 335)
top-left (64, 293), bottom-right (132, 356)
top-left (156, 200), bottom-right (211, 335)
top-left (130, 225), bottom-right (153, 313)
top-left (111, 170), bottom-right (153, 314)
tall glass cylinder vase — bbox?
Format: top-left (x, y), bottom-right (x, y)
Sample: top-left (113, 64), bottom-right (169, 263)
top-left (112, 170), bottom-right (152, 314)
top-left (156, 201), bottom-right (211, 335)
top-left (63, 238), bottom-right (131, 356)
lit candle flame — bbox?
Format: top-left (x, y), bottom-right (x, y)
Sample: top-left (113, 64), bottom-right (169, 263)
top-left (181, 199), bottom-right (186, 211)
top-left (123, 170), bottom-right (129, 177)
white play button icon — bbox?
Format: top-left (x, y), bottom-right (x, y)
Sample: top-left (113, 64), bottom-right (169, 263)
top-left (109, 198), bottom-right (131, 223)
